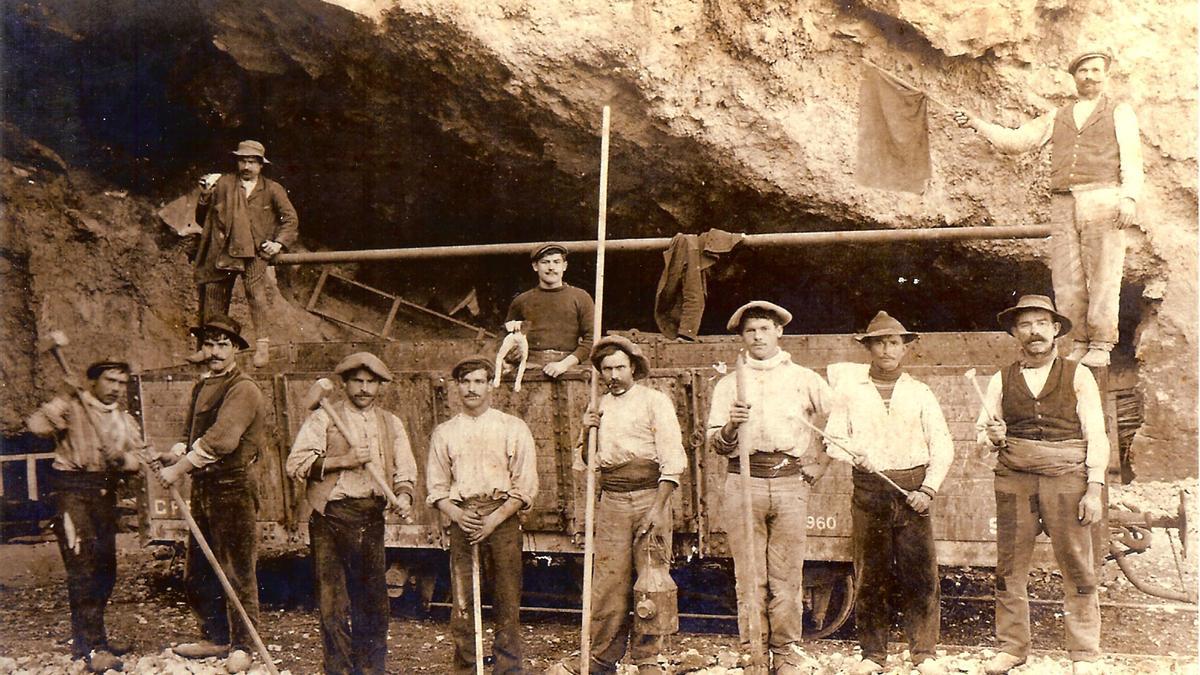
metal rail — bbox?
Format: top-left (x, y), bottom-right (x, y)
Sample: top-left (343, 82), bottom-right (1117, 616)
top-left (273, 225), bottom-right (1051, 265)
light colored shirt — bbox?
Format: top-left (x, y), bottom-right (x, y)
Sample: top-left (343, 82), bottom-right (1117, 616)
top-left (706, 350), bottom-right (832, 459)
top-left (593, 383), bottom-right (687, 485)
top-left (824, 363), bottom-right (955, 492)
top-left (426, 407), bottom-right (539, 509)
top-left (240, 178), bottom-right (258, 197)
top-left (28, 391), bottom-right (147, 472)
top-left (975, 359), bottom-right (1109, 484)
top-left (973, 100), bottom-right (1143, 202)
top-left (286, 402), bottom-right (418, 501)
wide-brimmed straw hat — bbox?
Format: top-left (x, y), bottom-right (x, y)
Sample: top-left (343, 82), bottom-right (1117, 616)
top-left (589, 335), bottom-right (651, 379)
top-left (855, 311), bottom-right (918, 343)
top-left (189, 313), bottom-right (250, 350)
top-left (334, 352), bottom-right (393, 382)
top-left (231, 140), bottom-right (270, 164)
top-left (995, 295), bottom-right (1072, 336)
top-left (726, 301), bottom-right (793, 332)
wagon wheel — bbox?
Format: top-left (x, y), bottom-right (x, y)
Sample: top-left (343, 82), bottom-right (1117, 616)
top-left (803, 564), bottom-right (855, 639)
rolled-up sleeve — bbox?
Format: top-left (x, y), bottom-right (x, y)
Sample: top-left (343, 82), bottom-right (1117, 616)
top-left (507, 420), bottom-right (539, 509)
top-left (425, 427), bottom-right (454, 507)
top-left (188, 381), bottom-right (263, 468)
top-left (389, 415), bottom-right (418, 499)
top-left (287, 408), bottom-right (330, 481)
top-left (652, 392), bottom-right (687, 485)
top-left (1074, 366), bottom-right (1110, 484)
top-left (975, 111), bottom-right (1055, 154)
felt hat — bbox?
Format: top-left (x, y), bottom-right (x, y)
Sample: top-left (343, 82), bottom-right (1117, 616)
top-left (589, 335), bottom-right (651, 379)
top-left (995, 294), bottom-right (1073, 336)
top-left (189, 314), bottom-right (250, 350)
top-left (726, 300), bottom-right (793, 332)
top-left (231, 140), bottom-right (270, 164)
top-left (855, 311), bottom-right (919, 343)
top-left (451, 356), bottom-right (495, 381)
top-left (530, 242), bottom-right (569, 261)
top-left (86, 360), bottom-right (132, 379)
top-left (334, 352), bottom-right (393, 382)
top-left (1068, 48), bottom-right (1113, 74)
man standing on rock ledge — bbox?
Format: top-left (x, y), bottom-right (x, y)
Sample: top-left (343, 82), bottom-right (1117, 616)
top-left (193, 139), bottom-right (299, 368)
top-left (955, 47), bottom-right (1143, 368)
top-left (975, 295), bottom-right (1109, 675)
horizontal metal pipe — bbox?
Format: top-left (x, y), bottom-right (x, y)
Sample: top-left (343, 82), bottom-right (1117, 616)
top-left (273, 225), bottom-right (1051, 265)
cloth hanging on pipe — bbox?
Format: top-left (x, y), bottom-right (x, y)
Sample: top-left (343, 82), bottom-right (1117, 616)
top-left (856, 65), bottom-right (931, 194)
top-left (654, 229), bottom-right (744, 340)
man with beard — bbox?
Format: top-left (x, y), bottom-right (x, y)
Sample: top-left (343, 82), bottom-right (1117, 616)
top-left (193, 140), bottom-right (299, 367)
top-left (504, 243), bottom-right (595, 378)
top-left (426, 357), bottom-right (538, 674)
top-left (824, 312), bottom-right (954, 675)
top-left (706, 301), bottom-right (833, 674)
top-left (573, 336), bottom-right (686, 674)
top-left (975, 295), bottom-right (1109, 675)
top-left (286, 352), bottom-right (418, 674)
top-left (27, 360), bottom-right (147, 673)
top-left (954, 49), bottom-right (1143, 368)
top-left (157, 314), bottom-right (269, 662)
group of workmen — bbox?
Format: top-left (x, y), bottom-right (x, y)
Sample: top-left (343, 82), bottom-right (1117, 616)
top-left (28, 47), bottom-right (1135, 675)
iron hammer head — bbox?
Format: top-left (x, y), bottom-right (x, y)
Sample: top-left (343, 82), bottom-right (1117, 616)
top-left (42, 330), bottom-right (70, 352)
top-left (299, 378), bottom-right (336, 413)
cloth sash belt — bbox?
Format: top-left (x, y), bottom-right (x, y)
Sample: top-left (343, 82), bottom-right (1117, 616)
top-left (525, 349), bottom-right (570, 365)
top-left (192, 465), bottom-right (251, 485)
top-left (600, 458), bottom-right (661, 492)
top-left (999, 437), bottom-right (1088, 476)
top-left (49, 468), bottom-right (116, 493)
top-left (457, 496), bottom-right (509, 517)
top-left (852, 464), bottom-right (927, 492)
top-left (726, 451), bottom-right (802, 479)
top-left (321, 496), bottom-right (385, 524)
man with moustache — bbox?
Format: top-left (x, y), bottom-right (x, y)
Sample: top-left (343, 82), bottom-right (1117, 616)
top-left (706, 301), bottom-right (833, 674)
top-left (193, 140), bottom-right (299, 367)
top-left (975, 295), bottom-right (1109, 675)
top-left (504, 242), bottom-right (595, 378)
top-left (286, 352), bottom-right (418, 675)
top-left (27, 360), bottom-right (148, 673)
top-left (426, 357), bottom-right (539, 674)
top-left (954, 48), bottom-right (1143, 368)
top-left (824, 312), bottom-right (954, 675)
top-left (156, 314), bottom-right (269, 661)
top-left (574, 336), bottom-right (686, 674)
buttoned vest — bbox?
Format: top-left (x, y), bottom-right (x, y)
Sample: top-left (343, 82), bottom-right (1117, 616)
top-left (1000, 358), bottom-right (1083, 442)
top-left (186, 368), bottom-right (264, 475)
top-left (1049, 95), bottom-right (1121, 191)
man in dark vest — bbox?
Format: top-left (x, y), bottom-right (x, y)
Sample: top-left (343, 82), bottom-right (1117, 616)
top-left (974, 295), bottom-right (1109, 675)
top-left (286, 351), bottom-right (418, 675)
top-left (954, 48), bottom-right (1143, 368)
top-left (157, 314), bottom-right (268, 662)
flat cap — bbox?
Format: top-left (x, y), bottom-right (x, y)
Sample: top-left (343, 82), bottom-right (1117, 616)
top-left (86, 360), bottom-right (132, 379)
top-left (589, 335), bottom-right (651, 379)
top-left (451, 356), bottom-right (495, 381)
top-left (855, 311), bottom-right (918, 343)
top-left (726, 300), bottom-right (793, 332)
top-left (1068, 48), bottom-right (1113, 74)
top-left (530, 242), bottom-right (569, 261)
top-left (334, 352), bottom-right (393, 382)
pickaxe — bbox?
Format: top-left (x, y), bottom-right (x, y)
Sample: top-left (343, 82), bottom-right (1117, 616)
top-left (964, 368), bottom-right (999, 422)
top-left (299, 379), bottom-right (412, 519)
top-left (796, 416), bottom-right (912, 499)
top-left (40, 331), bottom-right (124, 470)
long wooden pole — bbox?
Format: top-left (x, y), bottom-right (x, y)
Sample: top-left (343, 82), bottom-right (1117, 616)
top-left (734, 354), bottom-right (766, 669)
top-left (580, 105), bottom-right (611, 675)
top-left (472, 543), bottom-right (484, 675)
top-left (796, 416), bottom-right (910, 498)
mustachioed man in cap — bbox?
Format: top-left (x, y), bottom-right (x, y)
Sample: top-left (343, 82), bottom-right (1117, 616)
top-left (503, 242), bottom-right (596, 378)
top-left (824, 312), bottom-right (954, 675)
top-left (976, 295), bottom-right (1109, 675)
top-left (27, 358), bottom-right (147, 672)
top-left (286, 352), bottom-right (417, 674)
top-left (705, 301), bottom-right (833, 673)
top-left (954, 48), bottom-right (1143, 368)
top-left (426, 357), bottom-right (539, 674)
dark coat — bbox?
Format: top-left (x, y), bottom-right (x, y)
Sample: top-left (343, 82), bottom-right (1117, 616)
top-left (194, 173), bottom-right (299, 284)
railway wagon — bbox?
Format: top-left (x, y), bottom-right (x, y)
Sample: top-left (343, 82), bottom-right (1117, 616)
top-left (132, 330), bottom-right (1125, 637)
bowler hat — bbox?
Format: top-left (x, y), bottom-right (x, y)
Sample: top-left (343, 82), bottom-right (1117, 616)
top-left (451, 356), bottom-right (495, 381)
top-left (335, 352), bottom-right (393, 382)
top-left (189, 313), bottom-right (250, 350)
top-left (231, 140), bottom-right (270, 164)
top-left (86, 360), bottom-right (132, 380)
top-left (855, 311), bottom-right (918, 343)
top-left (726, 300), bottom-right (793, 332)
top-left (589, 335), bottom-right (651, 379)
top-left (530, 242), bottom-right (569, 261)
top-left (1068, 48), bottom-right (1113, 74)
top-left (995, 295), bottom-right (1073, 336)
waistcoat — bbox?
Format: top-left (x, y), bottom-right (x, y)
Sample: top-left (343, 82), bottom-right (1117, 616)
top-left (1049, 95), bottom-right (1121, 191)
top-left (186, 368), bottom-right (265, 475)
top-left (304, 403), bottom-right (396, 513)
top-left (1001, 358), bottom-right (1083, 442)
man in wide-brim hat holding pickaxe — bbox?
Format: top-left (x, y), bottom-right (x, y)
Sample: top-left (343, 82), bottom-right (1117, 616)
top-left (823, 312), bottom-right (954, 675)
top-left (974, 295), bottom-right (1109, 675)
top-left (706, 301), bottom-right (833, 674)
top-left (156, 313), bottom-right (269, 661)
top-left (286, 351), bottom-right (418, 675)
top-left (27, 352), bottom-right (146, 673)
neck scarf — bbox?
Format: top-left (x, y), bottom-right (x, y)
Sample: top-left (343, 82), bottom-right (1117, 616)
top-left (743, 350), bottom-right (791, 371)
top-left (868, 363), bottom-right (903, 382)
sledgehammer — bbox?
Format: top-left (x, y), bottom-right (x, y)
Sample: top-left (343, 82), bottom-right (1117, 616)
top-left (300, 379), bottom-right (413, 519)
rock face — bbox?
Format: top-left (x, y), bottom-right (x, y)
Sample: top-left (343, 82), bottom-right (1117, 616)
top-left (2, 0), bottom-right (1196, 476)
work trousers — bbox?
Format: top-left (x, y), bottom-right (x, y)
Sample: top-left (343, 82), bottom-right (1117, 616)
top-left (51, 471), bottom-right (118, 657)
top-left (185, 473), bottom-right (261, 651)
top-left (448, 510), bottom-right (524, 674)
top-left (589, 488), bottom-right (673, 673)
top-left (850, 467), bottom-right (940, 665)
top-left (993, 466), bottom-right (1101, 662)
top-left (1049, 187), bottom-right (1126, 350)
top-left (199, 257), bottom-right (272, 336)
top-left (722, 473), bottom-right (809, 666)
top-left (310, 497), bottom-right (389, 675)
